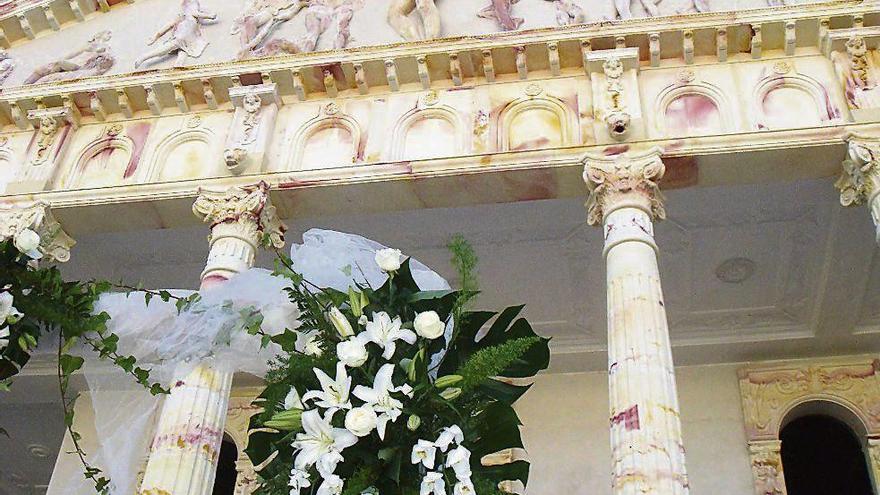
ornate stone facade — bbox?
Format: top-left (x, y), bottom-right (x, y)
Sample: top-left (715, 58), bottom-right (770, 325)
top-left (738, 358), bottom-right (880, 495)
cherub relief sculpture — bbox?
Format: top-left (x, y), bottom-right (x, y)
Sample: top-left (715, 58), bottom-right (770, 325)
top-left (545, 0), bottom-right (584, 26)
top-left (134, 0), bottom-right (218, 68)
top-left (478, 0), bottom-right (523, 31)
top-left (0, 49), bottom-right (15, 86)
top-left (232, 0), bottom-right (308, 59)
top-left (614, 0), bottom-right (709, 19)
top-left (25, 30), bottom-right (114, 84)
top-left (833, 36), bottom-right (880, 110)
top-left (249, 0), bottom-right (363, 57)
top-left (388, 0), bottom-right (441, 41)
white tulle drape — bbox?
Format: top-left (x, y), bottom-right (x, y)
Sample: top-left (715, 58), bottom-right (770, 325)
top-left (68, 229), bottom-right (448, 495)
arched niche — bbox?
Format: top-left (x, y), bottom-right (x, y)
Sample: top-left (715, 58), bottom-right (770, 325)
top-left (738, 359), bottom-right (880, 495)
top-left (655, 82), bottom-right (730, 136)
top-left (498, 95), bottom-right (573, 152)
top-left (391, 105), bottom-right (463, 161)
top-left (64, 131), bottom-right (135, 189)
top-left (291, 114), bottom-right (361, 171)
top-left (754, 72), bottom-right (842, 130)
top-left (147, 128), bottom-right (219, 183)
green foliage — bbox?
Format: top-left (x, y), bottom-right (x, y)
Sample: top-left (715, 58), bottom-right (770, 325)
top-left (455, 336), bottom-right (541, 393)
top-left (0, 240), bottom-right (167, 493)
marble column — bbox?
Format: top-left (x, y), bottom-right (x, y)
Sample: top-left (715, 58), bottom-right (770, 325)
top-left (139, 182), bottom-right (285, 495)
top-left (583, 149), bottom-right (689, 495)
top-left (836, 138), bottom-right (880, 244)
top-left (747, 440), bottom-right (787, 495)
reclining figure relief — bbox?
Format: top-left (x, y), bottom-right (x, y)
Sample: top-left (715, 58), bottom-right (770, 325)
top-left (614, 0), bottom-right (709, 19)
top-left (243, 0), bottom-right (363, 57)
top-left (546, 0), bottom-right (585, 26)
top-left (25, 30), bottom-right (114, 84)
top-left (134, 0), bottom-right (218, 68)
top-left (478, 0), bottom-right (523, 31)
top-left (232, 0), bottom-right (308, 58)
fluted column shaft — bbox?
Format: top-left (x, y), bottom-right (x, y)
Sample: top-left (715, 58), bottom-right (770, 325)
top-left (584, 149), bottom-right (689, 495)
top-left (139, 182), bottom-right (285, 495)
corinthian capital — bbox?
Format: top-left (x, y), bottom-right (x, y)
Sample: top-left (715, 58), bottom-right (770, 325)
top-left (0, 201), bottom-right (75, 262)
top-left (582, 148), bottom-right (666, 226)
top-left (192, 181), bottom-right (286, 249)
top-left (836, 138), bottom-right (880, 207)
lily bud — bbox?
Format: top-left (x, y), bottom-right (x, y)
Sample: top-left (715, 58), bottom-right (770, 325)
top-left (348, 287), bottom-right (363, 318)
top-left (439, 387), bottom-right (462, 401)
top-left (326, 306), bottom-right (354, 338)
top-left (407, 414), bottom-right (421, 431)
top-left (434, 375), bottom-right (463, 389)
top-left (264, 409), bottom-right (303, 431)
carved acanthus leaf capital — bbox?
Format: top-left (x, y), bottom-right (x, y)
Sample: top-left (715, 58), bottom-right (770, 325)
top-left (582, 149), bottom-right (666, 226)
top-left (0, 201), bottom-right (75, 262)
top-left (836, 139), bottom-right (880, 207)
top-left (193, 181), bottom-right (286, 249)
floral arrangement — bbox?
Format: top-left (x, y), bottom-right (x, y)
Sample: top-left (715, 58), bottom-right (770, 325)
top-left (245, 243), bottom-right (550, 495)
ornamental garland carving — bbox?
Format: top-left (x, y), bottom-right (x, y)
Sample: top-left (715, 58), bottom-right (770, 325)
top-left (582, 149), bottom-right (666, 226)
top-left (738, 359), bottom-right (880, 442)
top-left (831, 35), bottom-right (879, 110)
top-left (192, 181), bottom-right (286, 249)
top-left (0, 202), bottom-right (75, 262)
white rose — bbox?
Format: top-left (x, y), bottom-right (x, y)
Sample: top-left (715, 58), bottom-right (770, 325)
top-left (13, 228), bottom-right (41, 259)
top-left (414, 311), bottom-right (445, 340)
top-left (336, 338), bottom-right (368, 368)
top-left (327, 307), bottom-right (353, 338)
top-left (344, 406), bottom-right (378, 437)
top-left (375, 248), bottom-right (402, 272)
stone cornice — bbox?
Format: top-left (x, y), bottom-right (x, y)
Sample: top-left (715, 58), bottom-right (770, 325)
top-left (0, 1), bottom-right (870, 128)
top-left (0, 0), bottom-right (133, 48)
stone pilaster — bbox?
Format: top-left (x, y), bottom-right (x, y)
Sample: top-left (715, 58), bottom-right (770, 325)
top-left (836, 138), bottom-right (880, 244)
top-left (139, 182), bottom-right (285, 495)
top-left (583, 148), bottom-right (689, 495)
top-left (867, 438), bottom-right (880, 494)
top-left (748, 440), bottom-right (787, 495)
top-left (0, 201), bottom-right (75, 262)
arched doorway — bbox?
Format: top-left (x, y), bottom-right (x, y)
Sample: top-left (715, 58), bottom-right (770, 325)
top-left (781, 414), bottom-right (873, 495)
top-left (213, 435), bottom-right (239, 495)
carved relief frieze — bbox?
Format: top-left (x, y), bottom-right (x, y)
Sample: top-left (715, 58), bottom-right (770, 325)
top-left (547, 0), bottom-right (584, 27)
top-left (387, 0), bottom-right (440, 41)
top-left (25, 30), bottom-right (114, 84)
top-left (738, 358), bottom-right (880, 442)
top-left (748, 440), bottom-right (787, 495)
top-left (247, 0), bottom-right (363, 57)
top-left (232, 0), bottom-right (306, 59)
top-left (477, 0), bottom-right (522, 31)
top-left (0, 48), bottom-right (15, 86)
top-left (224, 84), bottom-right (281, 175)
top-left (135, 0), bottom-right (218, 68)
top-left (613, 0), bottom-right (708, 20)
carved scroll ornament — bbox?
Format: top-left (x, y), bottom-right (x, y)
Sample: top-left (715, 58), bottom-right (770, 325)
top-left (582, 149), bottom-right (666, 226)
top-left (193, 181), bottom-right (286, 250)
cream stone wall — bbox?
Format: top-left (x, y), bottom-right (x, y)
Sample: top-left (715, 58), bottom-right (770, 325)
top-left (516, 363), bottom-right (754, 495)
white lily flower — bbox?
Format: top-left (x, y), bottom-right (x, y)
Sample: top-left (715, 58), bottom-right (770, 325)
top-left (420, 472), bottom-right (446, 495)
top-left (292, 410), bottom-right (357, 470)
top-left (446, 446), bottom-right (472, 481)
top-left (411, 439), bottom-right (437, 469)
top-left (0, 326), bottom-right (9, 350)
top-left (302, 362), bottom-right (352, 413)
top-left (316, 474), bottom-right (344, 495)
top-left (0, 292), bottom-right (22, 324)
top-left (288, 468), bottom-right (311, 495)
top-left (353, 363), bottom-right (410, 440)
top-left (358, 315), bottom-right (368, 326)
top-left (365, 312), bottom-right (416, 360)
top-left (316, 450), bottom-right (344, 479)
top-left (453, 480), bottom-right (476, 495)
top-left (435, 425), bottom-right (464, 452)
top-left (302, 330), bottom-right (324, 357)
top-left (284, 387), bottom-right (304, 410)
